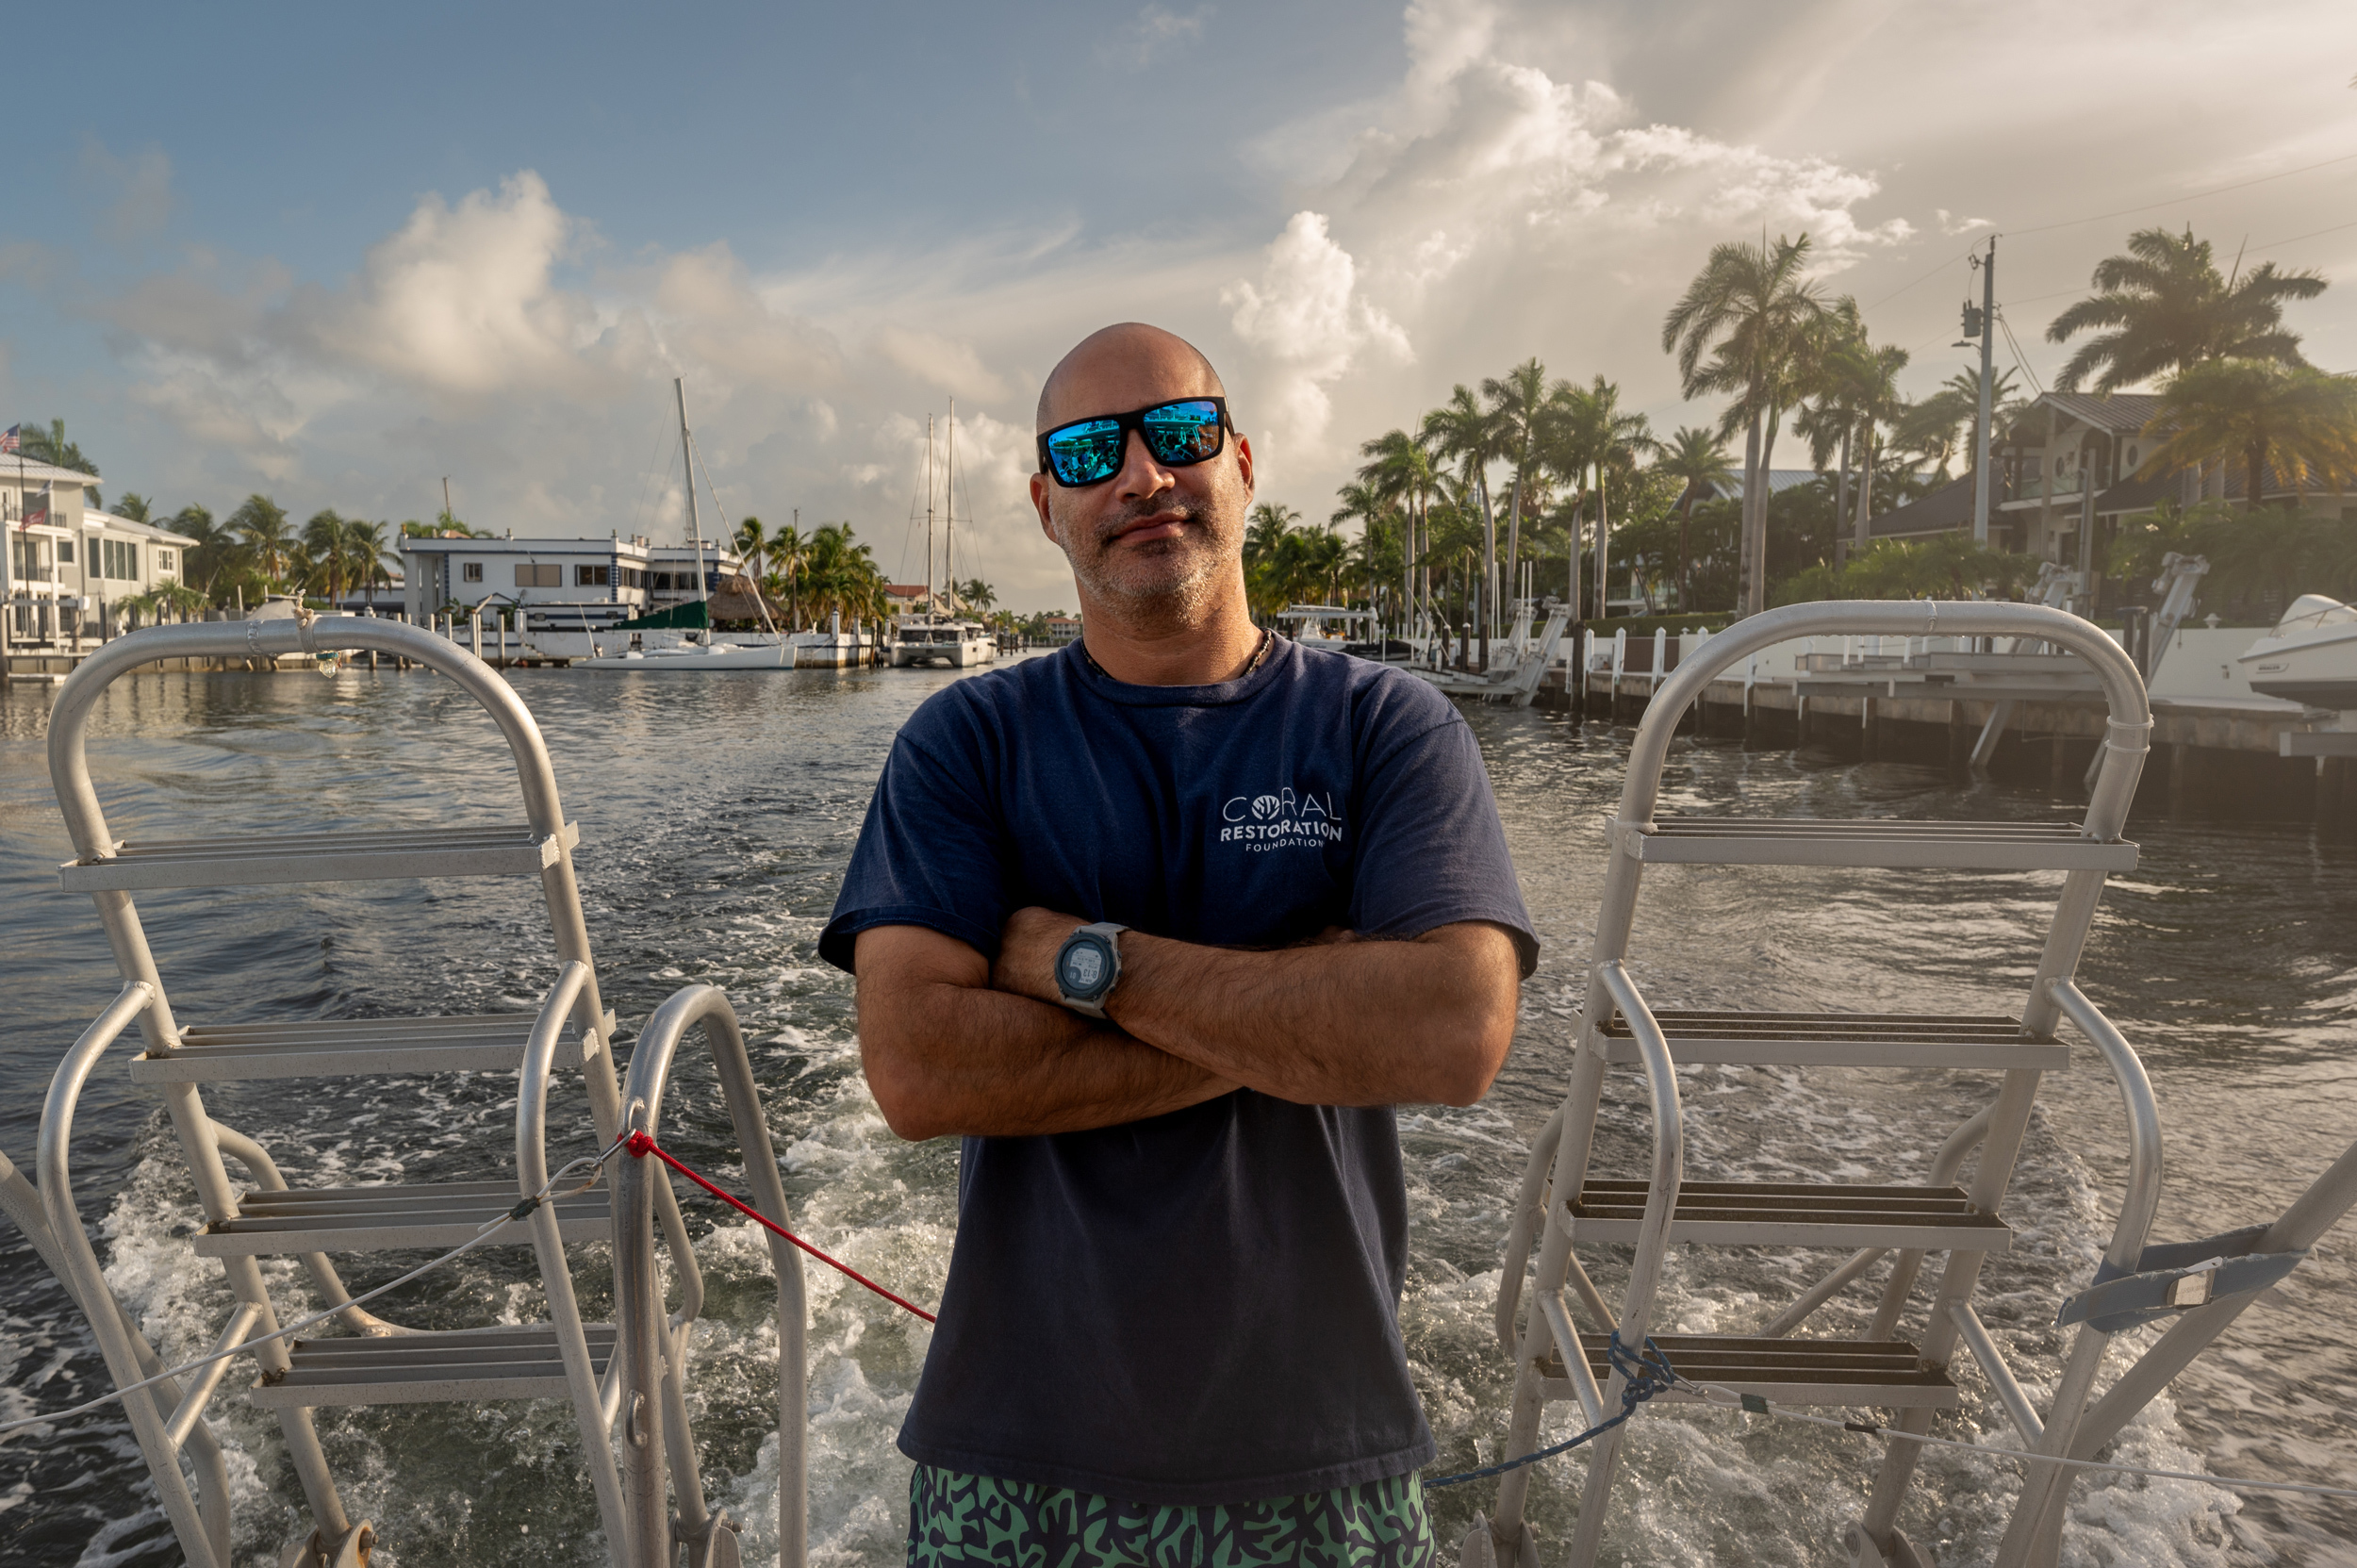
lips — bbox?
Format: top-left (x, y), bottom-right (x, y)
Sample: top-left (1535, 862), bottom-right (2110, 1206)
top-left (1102, 510), bottom-right (1190, 548)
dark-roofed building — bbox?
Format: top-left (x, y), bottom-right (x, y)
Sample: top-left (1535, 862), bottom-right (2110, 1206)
top-left (1852, 388), bottom-right (2353, 568)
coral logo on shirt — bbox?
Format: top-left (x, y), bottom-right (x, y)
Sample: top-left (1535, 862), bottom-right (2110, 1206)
top-left (1218, 787), bottom-right (1343, 852)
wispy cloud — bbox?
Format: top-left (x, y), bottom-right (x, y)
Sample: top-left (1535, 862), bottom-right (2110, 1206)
top-left (1104, 4), bottom-right (1212, 70)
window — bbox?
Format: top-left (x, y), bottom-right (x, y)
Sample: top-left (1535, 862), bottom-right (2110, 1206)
top-left (155, 548), bottom-right (173, 573)
top-left (462, 561), bottom-right (484, 582)
top-left (57, 538), bottom-right (74, 565)
top-left (576, 565), bottom-right (611, 586)
top-left (515, 564), bottom-right (561, 587)
top-left (102, 538), bottom-right (140, 580)
top-left (618, 567), bottom-right (644, 589)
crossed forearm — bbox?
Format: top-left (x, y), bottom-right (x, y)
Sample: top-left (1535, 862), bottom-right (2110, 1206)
top-left (856, 913), bottom-right (1519, 1141)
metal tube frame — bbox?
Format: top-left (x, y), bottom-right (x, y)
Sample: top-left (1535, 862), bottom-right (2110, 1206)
top-left (615, 984), bottom-right (807, 1568)
top-left (39, 617), bottom-right (635, 1558)
top-left (1477, 602), bottom-right (2151, 1568)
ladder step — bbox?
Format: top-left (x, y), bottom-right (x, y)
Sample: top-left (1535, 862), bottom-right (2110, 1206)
top-left (192, 1180), bottom-right (610, 1256)
top-left (250, 1323), bottom-right (617, 1407)
top-left (130, 1012), bottom-right (604, 1083)
top-left (1591, 1009), bottom-right (2069, 1069)
top-left (1540, 1332), bottom-right (1956, 1410)
top-left (59, 822), bottom-right (581, 892)
top-left (1618, 817), bottom-right (2135, 871)
top-left (1566, 1180), bottom-right (2011, 1252)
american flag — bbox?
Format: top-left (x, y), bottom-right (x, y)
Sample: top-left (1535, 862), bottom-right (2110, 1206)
top-left (0, 424), bottom-right (17, 455)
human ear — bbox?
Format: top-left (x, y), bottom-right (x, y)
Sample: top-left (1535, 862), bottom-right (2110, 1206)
top-left (1030, 472), bottom-right (1061, 547)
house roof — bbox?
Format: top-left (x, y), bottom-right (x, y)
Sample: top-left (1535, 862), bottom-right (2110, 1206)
top-left (84, 510), bottom-right (198, 546)
top-left (1867, 473), bottom-right (1979, 539)
top-left (2036, 391), bottom-right (2167, 434)
top-left (0, 457), bottom-right (102, 487)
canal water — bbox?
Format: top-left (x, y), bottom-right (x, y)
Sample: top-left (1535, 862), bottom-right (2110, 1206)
top-left (1, 659), bottom-right (2351, 1567)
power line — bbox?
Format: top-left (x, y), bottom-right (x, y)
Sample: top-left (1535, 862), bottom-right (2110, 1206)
top-left (1859, 247), bottom-right (1976, 315)
top-left (2247, 215), bottom-right (2357, 255)
top-left (2004, 149), bottom-right (2357, 237)
top-left (1994, 308), bottom-right (2047, 398)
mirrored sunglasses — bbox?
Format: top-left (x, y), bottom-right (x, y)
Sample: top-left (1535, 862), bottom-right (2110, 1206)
top-left (1036, 398), bottom-right (1229, 487)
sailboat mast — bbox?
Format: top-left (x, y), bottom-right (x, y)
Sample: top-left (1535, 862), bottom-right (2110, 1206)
top-left (924, 415), bottom-right (935, 616)
top-left (676, 377), bottom-right (707, 603)
top-left (945, 398), bottom-right (956, 617)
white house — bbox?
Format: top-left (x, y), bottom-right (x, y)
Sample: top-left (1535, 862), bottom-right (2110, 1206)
top-left (4, 462), bottom-right (201, 643)
top-left (400, 532), bottom-right (741, 624)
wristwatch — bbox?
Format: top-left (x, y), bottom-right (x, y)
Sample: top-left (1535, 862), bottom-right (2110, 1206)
top-left (1053, 922), bottom-right (1128, 1019)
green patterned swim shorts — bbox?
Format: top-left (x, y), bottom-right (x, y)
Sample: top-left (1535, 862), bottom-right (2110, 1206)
top-left (907, 1464), bottom-right (1435, 1568)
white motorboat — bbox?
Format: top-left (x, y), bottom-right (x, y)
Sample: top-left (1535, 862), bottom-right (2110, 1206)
top-left (2237, 593), bottom-right (2357, 710)
top-left (575, 635), bottom-right (793, 669)
top-left (889, 615), bottom-right (996, 668)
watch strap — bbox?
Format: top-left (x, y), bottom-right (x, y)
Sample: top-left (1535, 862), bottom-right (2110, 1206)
top-left (1057, 922), bottom-right (1128, 1018)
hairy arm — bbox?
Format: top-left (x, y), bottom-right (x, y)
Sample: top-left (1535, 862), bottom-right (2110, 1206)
top-left (853, 923), bottom-right (1238, 1141)
top-left (994, 908), bottom-right (1523, 1111)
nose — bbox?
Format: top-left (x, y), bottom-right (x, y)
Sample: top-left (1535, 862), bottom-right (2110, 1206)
top-left (1112, 428), bottom-right (1178, 506)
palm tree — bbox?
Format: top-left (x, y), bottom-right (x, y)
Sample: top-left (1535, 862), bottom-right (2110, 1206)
top-left (2141, 359), bottom-right (2357, 508)
top-left (767, 520), bottom-right (809, 627)
top-left (1541, 376), bottom-right (1656, 619)
top-left (957, 578), bottom-right (997, 614)
top-left (301, 509), bottom-right (349, 603)
top-left (1330, 478), bottom-right (1398, 618)
top-left (1820, 338), bottom-right (1911, 553)
top-left (733, 516), bottom-right (769, 580)
top-left (1655, 426), bottom-right (1736, 612)
top-left (1359, 429), bottom-right (1438, 639)
top-left (345, 519), bottom-right (396, 608)
top-left (19, 418), bottom-right (101, 504)
top-left (1244, 502), bottom-right (1302, 618)
top-left (2047, 227), bottom-right (2326, 393)
top-left (113, 493), bottom-right (151, 522)
top-left (230, 495), bottom-right (295, 590)
top-left (1661, 232), bottom-right (1828, 617)
top-left (1480, 358), bottom-right (1551, 609)
top-left (166, 504), bottom-right (234, 602)
top-left (1420, 385), bottom-right (1507, 663)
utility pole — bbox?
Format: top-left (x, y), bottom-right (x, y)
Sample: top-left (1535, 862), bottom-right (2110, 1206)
top-left (1970, 236), bottom-right (1997, 547)
top-left (675, 378), bottom-right (708, 604)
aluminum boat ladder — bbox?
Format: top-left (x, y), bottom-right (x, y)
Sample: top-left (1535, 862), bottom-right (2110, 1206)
top-left (1469, 600), bottom-right (2200, 1568)
top-left (8, 615), bottom-right (806, 1568)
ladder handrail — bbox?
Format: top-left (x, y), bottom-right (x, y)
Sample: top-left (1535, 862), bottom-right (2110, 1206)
top-left (1612, 601), bottom-right (2152, 842)
top-left (616, 983), bottom-right (808, 1568)
top-left (36, 981), bottom-right (226, 1568)
top-left (1564, 962), bottom-right (1683, 1568)
top-left (518, 962), bottom-right (629, 1551)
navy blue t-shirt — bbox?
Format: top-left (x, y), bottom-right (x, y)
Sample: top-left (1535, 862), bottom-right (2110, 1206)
top-left (819, 638), bottom-right (1536, 1504)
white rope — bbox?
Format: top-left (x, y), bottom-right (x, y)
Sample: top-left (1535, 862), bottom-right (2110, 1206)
top-left (1685, 1380), bottom-right (2357, 1504)
top-left (1, 1137), bottom-right (627, 1440)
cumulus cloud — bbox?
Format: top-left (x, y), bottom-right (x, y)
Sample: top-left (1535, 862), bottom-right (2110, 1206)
top-left (1222, 213), bottom-right (1412, 467)
top-left (30, 3), bottom-right (1979, 610)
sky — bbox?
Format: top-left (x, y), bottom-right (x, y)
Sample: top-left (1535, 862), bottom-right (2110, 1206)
top-left (6, 0), bottom-right (2355, 611)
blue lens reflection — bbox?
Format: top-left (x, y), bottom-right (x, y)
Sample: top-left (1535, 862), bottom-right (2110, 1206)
top-left (1141, 401), bottom-right (1222, 463)
top-left (1048, 418), bottom-right (1125, 484)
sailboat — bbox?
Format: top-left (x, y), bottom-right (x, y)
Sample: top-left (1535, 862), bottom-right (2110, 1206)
top-left (575, 380), bottom-right (803, 670)
top-left (890, 402), bottom-right (997, 670)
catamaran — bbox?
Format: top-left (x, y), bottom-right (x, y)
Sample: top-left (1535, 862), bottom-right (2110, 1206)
top-left (889, 403), bottom-right (997, 672)
top-left (9, 600), bottom-right (2357, 1568)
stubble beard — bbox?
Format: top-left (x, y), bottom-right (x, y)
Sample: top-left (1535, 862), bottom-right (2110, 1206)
top-left (1055, 495), bottom-right (1239, 622)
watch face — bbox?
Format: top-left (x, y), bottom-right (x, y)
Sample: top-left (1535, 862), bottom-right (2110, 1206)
top-left (1060, 941), bottom-right (1107, 996)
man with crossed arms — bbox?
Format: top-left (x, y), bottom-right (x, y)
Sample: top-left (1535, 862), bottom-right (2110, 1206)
top-left (821, 322), bottom-right (1536, 1565)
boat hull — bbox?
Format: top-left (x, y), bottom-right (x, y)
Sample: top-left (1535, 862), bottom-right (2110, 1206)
top-left (2238, 626), bottom-right (2357, 710)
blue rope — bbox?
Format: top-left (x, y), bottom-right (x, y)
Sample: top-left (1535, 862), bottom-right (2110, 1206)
top-left (1425, 1332), bottom-right (1679, 1490)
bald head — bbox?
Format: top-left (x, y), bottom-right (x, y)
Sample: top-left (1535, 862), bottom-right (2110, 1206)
top-left (1037, 322), bottom-right (1228, 432)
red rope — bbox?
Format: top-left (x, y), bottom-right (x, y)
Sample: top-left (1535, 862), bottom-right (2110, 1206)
top-left (623, 1130), bottom-right (938, 1323)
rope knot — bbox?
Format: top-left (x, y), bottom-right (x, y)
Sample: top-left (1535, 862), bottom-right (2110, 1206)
top-left (1607, 1330), bottom-right (1677, 1414)
top-left (624, 1130), bottom-right (656, 1159)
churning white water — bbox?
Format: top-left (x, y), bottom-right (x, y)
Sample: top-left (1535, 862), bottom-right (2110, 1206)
top-left (1, 661), bottom-right (2350, 1565)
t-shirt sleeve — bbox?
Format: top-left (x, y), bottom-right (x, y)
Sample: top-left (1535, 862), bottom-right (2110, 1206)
top-left (1346, 688), bottom-right (1540, 976)
top-left (818, 698), bottom-right (1008, 973)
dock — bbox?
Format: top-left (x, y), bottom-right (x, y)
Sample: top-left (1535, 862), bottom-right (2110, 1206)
top-left (1527, 626), bottom-right (2356, 822)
